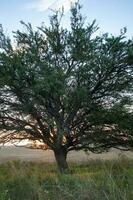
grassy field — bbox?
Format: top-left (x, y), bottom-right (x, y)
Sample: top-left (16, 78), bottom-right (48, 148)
top-left (0, 147), bottom-right (133, 163)
top-left (0, 156), bottom-right (133, 200)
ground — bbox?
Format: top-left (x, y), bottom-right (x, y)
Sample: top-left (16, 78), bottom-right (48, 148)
top-left (0, 147), bottom-right (133, 200)
top-left (0, 146), bottom-right (133, 163)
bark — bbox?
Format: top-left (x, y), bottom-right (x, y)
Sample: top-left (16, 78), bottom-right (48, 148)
top-left (54, 147), bottom-right (70, 174)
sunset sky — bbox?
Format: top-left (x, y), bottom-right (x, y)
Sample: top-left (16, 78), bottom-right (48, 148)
top-left (0, 0), bottom-right (133, 38)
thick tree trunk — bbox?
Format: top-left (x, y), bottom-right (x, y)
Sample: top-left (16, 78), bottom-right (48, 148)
top-left (54, 147), bottom-right (69, 173)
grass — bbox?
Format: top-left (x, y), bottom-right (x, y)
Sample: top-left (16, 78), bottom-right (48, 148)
top-left (0, 156), bottom-right (133, 200)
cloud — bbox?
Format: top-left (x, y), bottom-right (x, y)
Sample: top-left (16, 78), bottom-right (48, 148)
top-left (26, 0), bottom-right (77, 13)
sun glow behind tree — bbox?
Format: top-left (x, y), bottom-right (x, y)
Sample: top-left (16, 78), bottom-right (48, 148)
top-left (0, 2), bottom-right (133, 173)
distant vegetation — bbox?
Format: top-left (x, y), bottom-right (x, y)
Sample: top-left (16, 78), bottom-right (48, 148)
top-left (0, 157), bottom-right (133, 200)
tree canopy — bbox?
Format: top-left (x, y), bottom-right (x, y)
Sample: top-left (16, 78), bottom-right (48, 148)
top-left (0, 3), bottom-right (133, 172)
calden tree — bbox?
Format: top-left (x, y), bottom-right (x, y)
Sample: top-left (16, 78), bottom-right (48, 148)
top-left (0, 3), bottom-right (133, 173)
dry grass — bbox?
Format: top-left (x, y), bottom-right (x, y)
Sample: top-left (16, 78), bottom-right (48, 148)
top-left (0, 156), bottom-right (133, 200)
top-left (0, 146), bottom-right (133, 163)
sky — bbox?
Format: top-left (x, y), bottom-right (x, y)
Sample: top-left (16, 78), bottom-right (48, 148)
top-left (0, 0), bottom-right (133, 39)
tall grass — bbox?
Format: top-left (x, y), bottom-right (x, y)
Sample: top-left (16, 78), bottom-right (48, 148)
top-left (0, 156), bottom-right (133, 200)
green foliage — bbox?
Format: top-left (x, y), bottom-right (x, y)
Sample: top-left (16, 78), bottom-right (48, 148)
top-left (0, 2), bottom-right (133, 169)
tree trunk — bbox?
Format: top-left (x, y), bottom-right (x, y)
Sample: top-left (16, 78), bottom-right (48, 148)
top-left (54, 147), bottom-right (69, 174)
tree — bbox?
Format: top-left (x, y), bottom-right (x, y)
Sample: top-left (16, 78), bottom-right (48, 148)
top-left (0, 3), bottom-right (133, 173)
